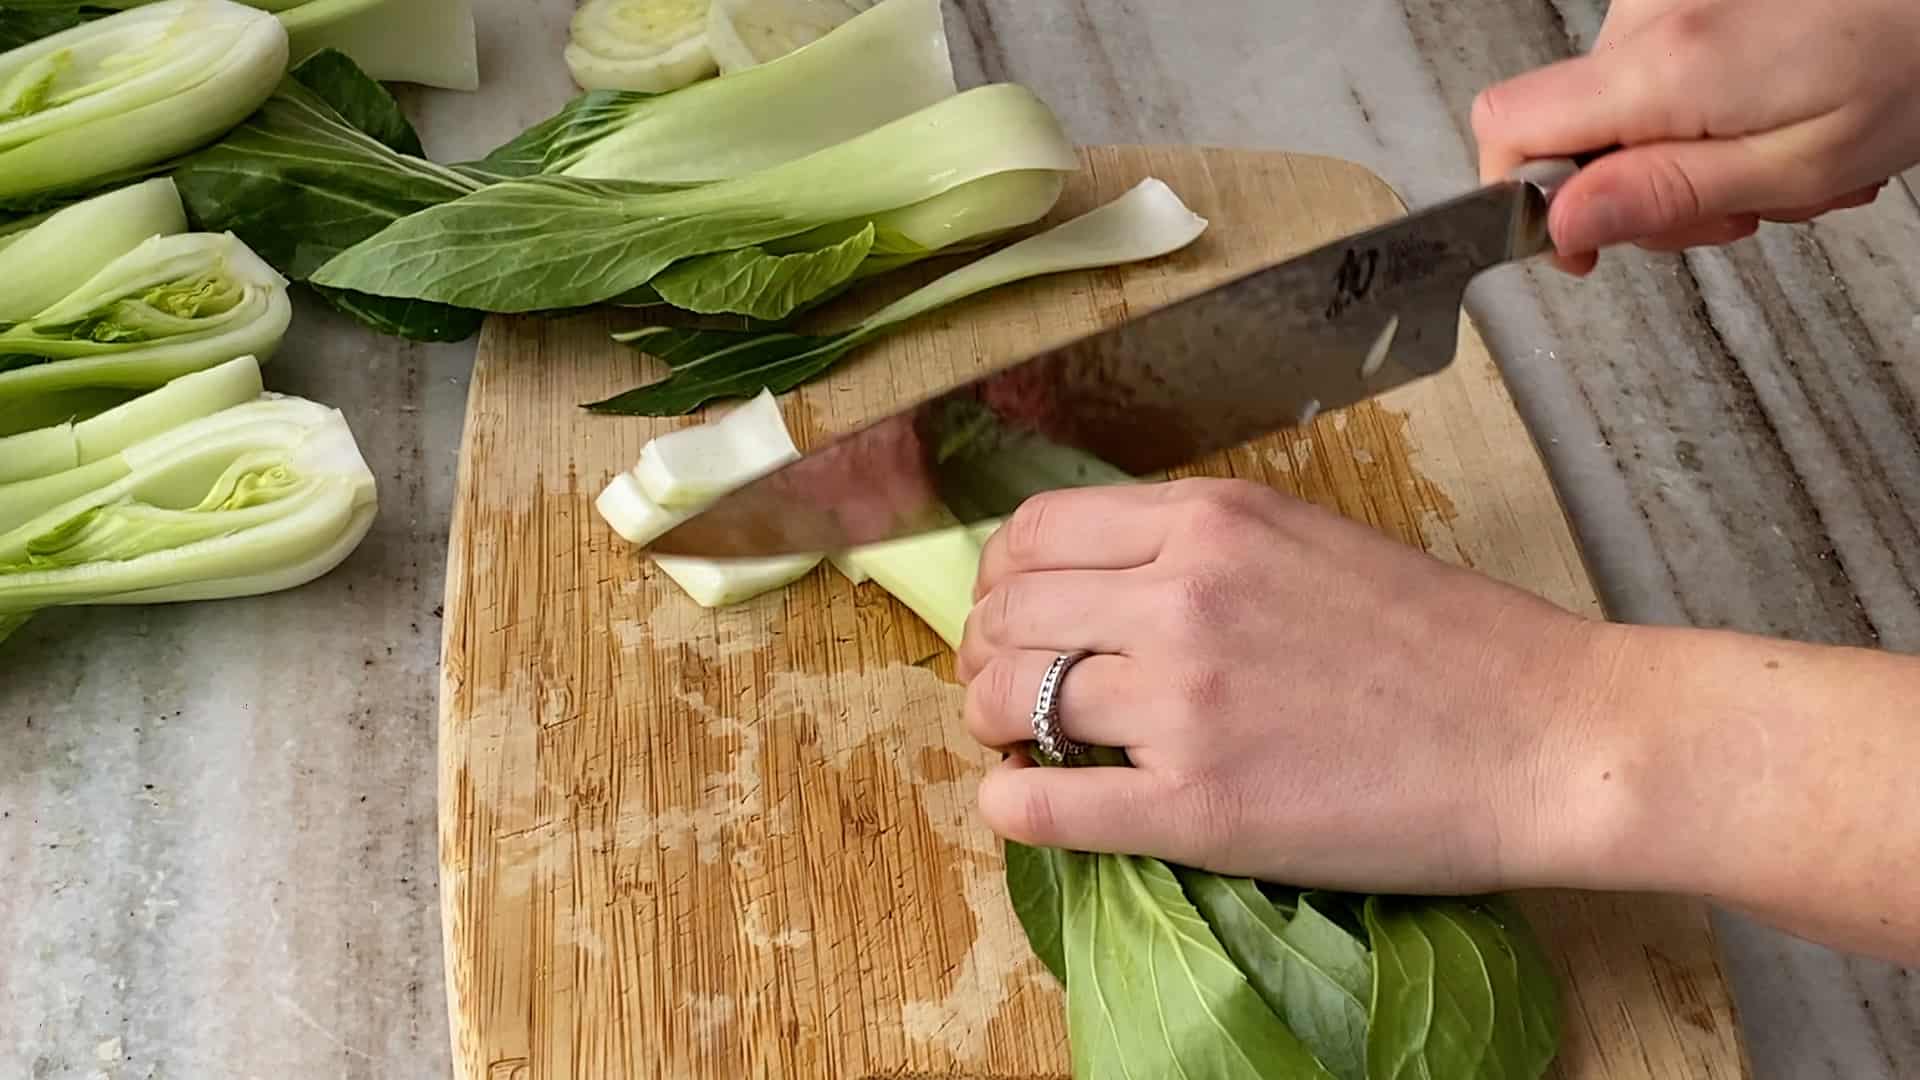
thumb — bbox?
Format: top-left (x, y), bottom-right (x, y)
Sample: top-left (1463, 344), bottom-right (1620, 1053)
top-left (1547, 136), bottom-right (1811, 254)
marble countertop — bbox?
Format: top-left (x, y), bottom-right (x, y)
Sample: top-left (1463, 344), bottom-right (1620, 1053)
top-left (5, 0), bottom-right (1916, 1076)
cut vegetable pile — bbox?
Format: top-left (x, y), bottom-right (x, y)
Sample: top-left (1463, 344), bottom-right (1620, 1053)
top-left (0, 1), bottom-right (1570, 1073)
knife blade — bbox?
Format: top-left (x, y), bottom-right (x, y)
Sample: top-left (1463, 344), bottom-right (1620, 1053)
top-left (642, 158), bottom-right (1583, 558)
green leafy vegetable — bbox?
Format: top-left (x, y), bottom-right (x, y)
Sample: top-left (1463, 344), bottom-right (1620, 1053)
top-left (0, 0), bottom-right (289, 205)
top-left (651, 222), bottom-right (876, 321)
top-left (1005, 840), bottom-right (1067, 982)
top-left (172, 67), bottom-right (485, 341)
top-left (1364, 896), bottom-right (1561, 1080)
top-left (286, 44), bottom-right (420, 155)
top-left (589, 175), bottom-right (1208, 415)
top-left (309, 82), bottom-right (1078, 313)
top-left (1179, 873), bottom-right (1373, 1080)
top-left (1060, 850), bottom-right (1340, 1080)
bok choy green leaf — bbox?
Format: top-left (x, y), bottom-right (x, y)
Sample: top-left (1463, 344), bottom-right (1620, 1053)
top-left (589, 176), bottom-right (1208, 415)
top-left (309, 83), bottom-right (1078, 314)
top-left (0, 0), bottom-right (288, 205)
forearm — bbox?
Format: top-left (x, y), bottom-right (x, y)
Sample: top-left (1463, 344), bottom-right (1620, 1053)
top-left (1554, 624), bottom-right (1920, 964)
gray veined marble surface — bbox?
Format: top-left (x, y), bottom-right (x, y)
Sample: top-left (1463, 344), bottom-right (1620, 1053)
top-left (4, 0), bottom-right (1916, 1076)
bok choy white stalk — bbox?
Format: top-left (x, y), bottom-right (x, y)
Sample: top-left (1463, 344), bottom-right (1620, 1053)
top-left (704, 0), bottom-right (878, 74)
top-left (309, 82), bottom-right (1078, 314)
top-left (0, 0), bottom-right (289, 205)
top-left (0, 352), bottom-right (262, 488)
top-left (0, 382), bottom-right (378, 640)
top-left (595, 388), bottom-right (824, 607)
top-left (0, 231), bottom-right (291, 431)
top-left (0, 178), bottom-right (188, 322)
top-left (591, 177), bottom-right (1210, 415)
top-left (536, 0), bottom-right (949, 176)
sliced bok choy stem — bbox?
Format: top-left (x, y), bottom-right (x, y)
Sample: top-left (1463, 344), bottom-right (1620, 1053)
top-left (705, 0), bottom-right (877, 74)
top-left (592, 177), bottom-right (1209, 415)
top-left (0, 354), bottom-right (263, 485)
top-left (0, 232), bottom-right (292, 432)
top-left (0, 391), bottom-right (377, 625)
top-left (549, 0), bottom-right (956, 183)
top-left (633, 388), bottom-right (800, 506)
top-left (279, 0), bottom-right (478, 91)
top-left (0, 0), bottom-right (289, 205)
top-left (565, 0), bottom-right (717, 93)
top-left (0, 179), bottom-right (188, 323)
top-left (596, 388), bottom-right (824, 607)
top-left (311, 82), bottom-right (1078, 313)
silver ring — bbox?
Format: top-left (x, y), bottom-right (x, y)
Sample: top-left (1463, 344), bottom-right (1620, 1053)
top-left (1030, 650), bottom-right (1091, 765)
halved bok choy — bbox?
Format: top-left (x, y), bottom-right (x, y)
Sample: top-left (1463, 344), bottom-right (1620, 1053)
top-left (590, 176), bottom-right (1210, 415)
top-left (0, 178), bottom-right (189, 322)
top-left (0, 230), bottom-right (292, 434)
top-left (0, 361), bottom-right (378, 648)
top-left (0, 0), bottom-right (477, 90)
top-left (0, 0), bottom-right (288, 206)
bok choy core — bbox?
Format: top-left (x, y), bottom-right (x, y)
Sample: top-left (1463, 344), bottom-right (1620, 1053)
top-left (0, 364), bottom-right (377, 645)
top-left (0, 230), bottom-right (292, 431)
top-left (564, 0), bottom-right (717, 93)
top-left (590, 177), bottom-right (1210, 415)
top-left (309, 82), bottom-right (1079, 314)
top-left (0, 0), bottom-right (289, 205)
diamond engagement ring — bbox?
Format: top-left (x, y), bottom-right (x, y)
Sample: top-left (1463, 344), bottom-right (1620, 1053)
top-left (1030, 650), bottom-right (1091, 765)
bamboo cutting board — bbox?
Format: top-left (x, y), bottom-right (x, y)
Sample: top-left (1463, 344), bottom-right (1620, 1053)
top-left (440, 146), bottom-right (1752, 1079)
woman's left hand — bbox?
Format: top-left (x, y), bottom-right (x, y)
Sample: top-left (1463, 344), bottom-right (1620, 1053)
top-left (955, 477), bottom-right (1631, 894)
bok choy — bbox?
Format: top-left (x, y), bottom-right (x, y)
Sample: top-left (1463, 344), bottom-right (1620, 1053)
top-left (0, 363), bottom-right (377, 647)
top-left (564, 0), bottom-right (717, 93)
top-left (589, 176), bottom-right (1209, 415)
top-left (0, 0), bottom-right (288, 206)
top-left (0, 0), bottom-right (478, 90)
top-left (0, 230), bottom-right (291, 432)
top-left (308, 83), bottom-right (1079, 314)
top-left (0, 177), bottom-right (187, 322)
top-left (496, 0), bottom-right (954, 183)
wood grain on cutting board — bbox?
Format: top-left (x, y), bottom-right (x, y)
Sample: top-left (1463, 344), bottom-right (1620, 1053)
top-left (440, 146), bottom-right (1752, 1079)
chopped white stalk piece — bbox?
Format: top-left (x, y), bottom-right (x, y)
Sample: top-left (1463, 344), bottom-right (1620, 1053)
top-left (285, 0), bottom-right (480, 91)
top-left (652, 551), bottom-right (822, 607)
top-left (566, 0), bottom-right (718, 92)
top-left (594, 471), bottom-right (687, 545)
top-left (827, 550), bottom-right (869, 585)
top-left (633, 388), bottom-right (799, 508)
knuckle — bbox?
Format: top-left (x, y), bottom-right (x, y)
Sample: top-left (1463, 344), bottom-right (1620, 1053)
top-left (975, 585), bottom-right (1019, 644)
top-left (1170, 568), bottom-right (1238, 632)
top-left (965, 659), bottom-right (1021, 745)
top-left (1639, 151), bottom-right (1708, 228)
top-left (1002, 493), bottom-right (1058, 566)
top-left (1174, 661), bottom-right (1233, 713)
top-left (1180, 479), bottom-right (1272, 535)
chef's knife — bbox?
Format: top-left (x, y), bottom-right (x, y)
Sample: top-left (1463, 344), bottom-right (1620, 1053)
top-left (643, 157), bottom-right (1587, 558)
